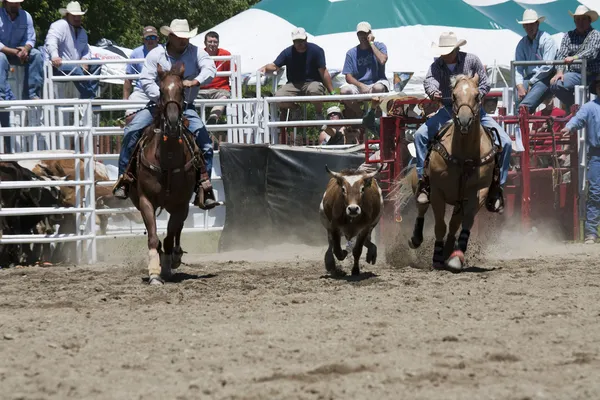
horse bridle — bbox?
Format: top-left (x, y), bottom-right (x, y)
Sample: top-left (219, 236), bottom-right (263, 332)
top-left (160, 98), bottom-right (185, 137)
top-left (452, 93), bottom-right (482, 132)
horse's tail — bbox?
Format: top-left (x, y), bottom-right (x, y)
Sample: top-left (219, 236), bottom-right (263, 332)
top-left (388, 164), bottom-right (418, 217)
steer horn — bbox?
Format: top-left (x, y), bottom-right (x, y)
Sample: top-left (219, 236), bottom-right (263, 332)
top-left (363, 164), bottom-right (384, 180)
top-left (325, 164), bottom-right (343, 180)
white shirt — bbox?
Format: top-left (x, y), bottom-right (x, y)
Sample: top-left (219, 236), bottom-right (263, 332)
top-left (44, 18), bottom-right (91, 60)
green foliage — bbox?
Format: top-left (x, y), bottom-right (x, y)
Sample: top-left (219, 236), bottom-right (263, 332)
top-left (21, 0), bottom-right (261, 49)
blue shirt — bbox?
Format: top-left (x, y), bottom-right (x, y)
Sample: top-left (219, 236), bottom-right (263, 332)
top-left (514, 30), bottom-right (557, 86)
top-left (0, 8), bottom-right (35, 51)
top-left (342, 42), bottom-right (387, 85)
top-left (273, 42), bottom-right (326, 84)
top-left (44, 18), bottom-right (91, 60)
top-left (140, 43), bottom-right (216, 104)
top-left (566, 98), bottom-right (600, 149)
top-left (126, 45), bottom-right (151, 91)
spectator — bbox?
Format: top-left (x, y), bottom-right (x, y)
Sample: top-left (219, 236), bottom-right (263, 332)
top-left (0, 0), bottom-right (42, 101)
top-left (319, 106), bottom-right (346, 145)
top-left (340, 21), bottom-right (389, 117)
top-left (561, 76), bottom-right (600, 243)
top-left (44, 1), bottom-right (100, 99)
top-left (198, 31), bottom-right (231, 125)
top-left (532, 92), bottom-right (567, 167)
top-left (259, 27), bottom-right (334, 120)
top-left (123, 26), bottom-right (159, 120)
top-left (550, 5), bottom-right (600, 110)
top-left (514, 9), bottom-right (557, 113)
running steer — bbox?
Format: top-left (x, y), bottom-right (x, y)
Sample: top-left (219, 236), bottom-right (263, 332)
top-left (319, 165), bottom-right (384, 276)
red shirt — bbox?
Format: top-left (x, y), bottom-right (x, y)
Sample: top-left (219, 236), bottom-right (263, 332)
top-left (532, 107), bottom-right (567, 152)
top-left (201, 48), bottom-right (232, 90)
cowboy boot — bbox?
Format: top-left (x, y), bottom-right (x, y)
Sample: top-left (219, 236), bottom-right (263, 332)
top-left (113, 175), bottom-right (129, 199)
top-left (416, 176), bottom-right (430, 204)
top-left (486, 184), bottom-right (505, 213)
top-left (193, 176), bottom-right (219, 210)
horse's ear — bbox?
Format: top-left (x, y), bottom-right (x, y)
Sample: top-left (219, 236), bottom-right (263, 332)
top-left (177, 63), bottom-right (185, 78)
top-left (157, 63), bottom-right (165, 79)
top-left (472, 72), bottom-right (480, 86)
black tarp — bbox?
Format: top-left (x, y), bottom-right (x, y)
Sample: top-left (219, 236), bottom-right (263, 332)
top-left (218, 144), bottom-right (365, 252)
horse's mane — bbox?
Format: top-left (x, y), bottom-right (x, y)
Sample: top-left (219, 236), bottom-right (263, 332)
top-left (450, 73), bottom-right (473, 90)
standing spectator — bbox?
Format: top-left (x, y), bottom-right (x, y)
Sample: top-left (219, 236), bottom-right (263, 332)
top-left (44, 1), bottom-right (100, 99)
top-left (123, 26), bottom-right (159, 120)
top-left (340, 21), bottom-right (389, 117)
top-left (259, 27), bottom-right (334, 120)
top-left (0, 0), bottom-right (43, 101)
top-left (561, 77), bottom-right (600, 243)
top-left (550, 5), bottom-right (600, 110)
top-left (198, 31), bottom-right (231, 125)
top-left (514, 9), bottom-right (557, 113)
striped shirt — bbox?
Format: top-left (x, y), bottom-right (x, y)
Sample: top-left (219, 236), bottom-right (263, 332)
top-left (0, 8), bottom-right (36, 51)
top-left (44, 19), bottom-right (91, 60)
top-left (556, 28), bottom-right (600, 74)
top-left (423, 51), bottom-right (489, 107)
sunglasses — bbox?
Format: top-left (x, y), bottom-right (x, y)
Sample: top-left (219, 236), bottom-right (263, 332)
top-left (144, 35), bottom-right (158, 41)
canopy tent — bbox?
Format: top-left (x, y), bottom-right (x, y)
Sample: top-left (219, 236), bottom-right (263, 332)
top-left (189, 0), bottom-right (600, 96)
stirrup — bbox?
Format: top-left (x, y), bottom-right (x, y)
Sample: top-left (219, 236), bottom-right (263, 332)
top-left (416, 178), bottom-right (430, 204)
top-left (486, 186), bottom-right (504, 213)
top-left (112, 175), bottom-right (129, 199)
top-left (194, 187), bottom-right (221, 210)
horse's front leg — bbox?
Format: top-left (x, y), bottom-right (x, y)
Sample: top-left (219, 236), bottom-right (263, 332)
top-left (164, 206), bottom-right (188, 272)
top-left (446, 189), bottom-right (485, 271)
top-left (138, 195), bottom-right (161, 285)
top-left (443, 208), bottom-right (463, 261)
top-left (408, 202), bottom-right (429, 249)
top-left (430, 191), bottom-right (447, 270)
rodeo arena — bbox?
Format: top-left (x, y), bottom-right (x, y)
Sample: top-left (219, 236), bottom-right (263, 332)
top-left (4, 0), bottom-right (600, 398)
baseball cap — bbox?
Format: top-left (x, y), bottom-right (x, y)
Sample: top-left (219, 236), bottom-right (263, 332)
top-left (291, 27), bottom-right (307, 41)
top-left (143, 26), bottom-right (158, 38)
top-left (326, 106), bottom-right (342, 117)
top-left (356, 21), bottom-right (371, 33)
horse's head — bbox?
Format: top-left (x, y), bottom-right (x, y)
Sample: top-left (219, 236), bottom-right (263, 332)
top-left (157, 63), bottom-right (185, 137)
top-left (450, 73), bottom-right (482, 135)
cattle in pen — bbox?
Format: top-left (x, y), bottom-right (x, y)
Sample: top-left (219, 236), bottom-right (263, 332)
top-left (319, 164), bottom-right (384, 277)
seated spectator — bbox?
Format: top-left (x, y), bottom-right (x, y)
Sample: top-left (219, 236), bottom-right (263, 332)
top-left (44, 1), bottom-right (100, 99)
top-left (0, 0), bottom-right (42, 101)
top-left (514, 9), bottom-right (557, 113)
top-left (319, 106), bottom-right (346, 145)
top-left (198, 31), bottom-right (231, 124)
top-left (550, 5), bottom-right (600, 110)
top-left (123, 26), bottom-right (159, 121)
top-left (340, 21), bottom-right (389, 117)
top-left (259, 27), bottom-right (334, 120)
top-left (531, 92), bottom-right (567, 167)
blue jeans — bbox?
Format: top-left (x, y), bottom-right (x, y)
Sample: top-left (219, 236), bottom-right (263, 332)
top-left (518, 75), bottom-right (552, 113)
top-left (53, 60), bottom-right (101, 99)
top-left (0, 48), bottom-right (43, 100)
top-left (118, 103), bottom-right (213, 178)
top-left (550, 72), bottom-right (597, 109)
top-left (585, 155), bottom-right (600, 237)
top-left (414, 105), bottom-right (512, 185)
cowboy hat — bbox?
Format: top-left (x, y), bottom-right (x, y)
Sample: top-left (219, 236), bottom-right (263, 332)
top-left (378, 93), bottom-right (413, 116)
top-left (160, 19), bottom-right (198, 39)
top-left (59, 1), bottom-right (86, 16)
top-left (569, 5), bottom-right (599, 23)
top-left (326, 106), bottom-right (342, 117)
top-left (431, 32), bottom-right (467, 56)
top-left (5, 0), bottom-right (25, 3)
top-left (517, 9), bottom-right (546, 24)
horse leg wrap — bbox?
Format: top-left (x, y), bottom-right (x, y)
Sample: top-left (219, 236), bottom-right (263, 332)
top-left (457, 229), bottom-right (470, 253)
top-left (410, 216), bottom-right (425, 247)
top-left (432, 240), bottom-right (445, 269)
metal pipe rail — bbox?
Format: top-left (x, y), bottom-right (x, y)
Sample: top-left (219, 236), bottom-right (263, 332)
top-left (0, 180), bottom-right (94, 189)
top-left (0, 207), bottom-right (95, 217)
top-left (0, 234), bottom-right (95, 244)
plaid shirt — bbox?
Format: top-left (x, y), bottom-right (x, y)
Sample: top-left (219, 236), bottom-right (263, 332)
top-left (556, 28), bottom-right (600, 73)
top-left (423, 51), bottom-right (490, 107)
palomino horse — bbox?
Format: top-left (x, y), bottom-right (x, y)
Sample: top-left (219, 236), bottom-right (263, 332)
top-left (129, 63), bottom-right (200, 285)
top-left (406, 73), bottom-right (500, 271)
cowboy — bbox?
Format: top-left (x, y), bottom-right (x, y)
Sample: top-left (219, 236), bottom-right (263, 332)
top-left (0, 0), bottom-right (43, 101)
top-left (198, 31), bottom-right (231, 124)
top-left (415, 32), bottom-right (512, 212)
top-left (560, 76), bottom-right (600, 244)
top-left (515, 9), bottom-right (557, 113)
top-left (123, 26), bottom-right (160, 118)
top-left (113, 19), bottom-right (219, 209)
top-left (259, 27), bottom-right (335, 121)
top-left (550, 5), bottom-right (600, 110)
top-left (340, 21), bottom-right (390, 117)
top-left (44, 1), bottom-right (100, 99)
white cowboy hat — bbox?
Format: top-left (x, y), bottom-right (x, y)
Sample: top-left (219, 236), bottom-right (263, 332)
top-left (517, 9), bottom-right (546, 24)
top-left (6, 0), bottom-right (25, 3)
top-left (160, 19), bottom-right (198, 39)
top-left (59, 1), bottom-right (86, 16)
top-left (431, 32), bottom-right (467, 56)
top-left (569, 5), bottom-right (599, 22)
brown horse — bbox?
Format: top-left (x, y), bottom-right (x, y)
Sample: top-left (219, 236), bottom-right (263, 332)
top-left (404, 73), bottom-right (500, 271)
top-left (129, 63), bottom-right (200, 285)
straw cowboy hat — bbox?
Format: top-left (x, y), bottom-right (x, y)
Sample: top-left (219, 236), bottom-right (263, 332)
top-left (326, 106), bottom-right (342, 117)
top-left (160, 19), bottom-right (198, 39)
top-left (6, 0), bottom-right (24, 3)
top-left (59, 1), bottom-right (86, 16)
top-left (569, 5), bottom-right (599, 22)
top-left (431, 32), bottom-right (467, 56)
top-left (517, 9), bottom-right (545, 24)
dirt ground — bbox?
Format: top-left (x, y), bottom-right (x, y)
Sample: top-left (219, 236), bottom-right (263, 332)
top-left (1, 228), bottom-right (600, 400)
